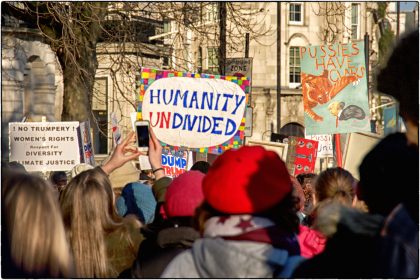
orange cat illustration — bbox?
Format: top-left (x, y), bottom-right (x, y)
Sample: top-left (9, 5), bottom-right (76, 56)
top-left (302, 70), bottom-right (358, 122)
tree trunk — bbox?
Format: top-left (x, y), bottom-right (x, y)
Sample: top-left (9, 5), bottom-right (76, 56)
top-left (60, 3), bottom-right (106, 121)
top-left (60, 48), bottom-right (98, 122)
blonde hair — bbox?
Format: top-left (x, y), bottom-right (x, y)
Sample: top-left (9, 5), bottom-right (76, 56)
top-left (3, 173), bottom-right (74, 277)
top-left (60, 168), bottom-right (136, 277)
top-left (314, 167), bottom-right (356, 206)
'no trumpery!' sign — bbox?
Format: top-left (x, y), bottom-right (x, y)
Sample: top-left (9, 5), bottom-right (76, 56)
top-left (9, 122), bottom-right (81, 172)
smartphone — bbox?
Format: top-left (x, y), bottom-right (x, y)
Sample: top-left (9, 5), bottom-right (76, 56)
top-left (135, 121), bottom-right (150, 152)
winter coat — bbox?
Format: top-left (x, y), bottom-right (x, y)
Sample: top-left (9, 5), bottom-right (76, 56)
top-left (126, 218), bottom-right (200, 278)
top-left (161, 237), bottom-right (303, 278)
top-left (373, 204), bottom-right (419, 278)
top-left (292, 203), bottom-right (386, 278)
top-left (105, 220), bottom-right (143, 277)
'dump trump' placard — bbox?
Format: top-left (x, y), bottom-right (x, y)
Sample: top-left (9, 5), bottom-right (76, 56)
top-left (138, 68), bottom-right (250, 154)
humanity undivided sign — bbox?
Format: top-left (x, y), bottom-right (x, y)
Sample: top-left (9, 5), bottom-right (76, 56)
top-left (9, 122), bottom-right (80, 172)
top-left (138, 68), bottom-right (250, 154)
top-left (301, 41), bottom-right (370, 135)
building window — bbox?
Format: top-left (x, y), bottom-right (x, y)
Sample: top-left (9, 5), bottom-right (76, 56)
top-left (163, 20), bottom-right (171, 33)
top-left (289, 3), bottom-right (303, 25)
top-left (280, 122), bottom-right (305, 137)
top-left (204, 3), bottom-right (219, 22)
top-left (207, 47), bottom-right (219, 74)
top-left (162, 56), bottom-right (170, 69)
top-left (289, 46), bottom-right (301, 86)
top-left (351, 3), bottom-right (359, 40)
top-left (197, 47), bottom-right (203, 73)
top-left (92, 77), bottom-right (108, 155)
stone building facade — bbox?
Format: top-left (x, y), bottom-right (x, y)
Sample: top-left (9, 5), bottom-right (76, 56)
top-left (2, 2), bottom-right (417, 163)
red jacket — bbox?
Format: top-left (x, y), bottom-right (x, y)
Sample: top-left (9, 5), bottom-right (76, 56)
top-left (298, 225), bottom-right (326, 258)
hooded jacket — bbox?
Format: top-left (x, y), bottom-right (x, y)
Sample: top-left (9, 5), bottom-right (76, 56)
top-left (127, 218), bottom-right (200, 278)
top-left (161, 233), bottom-right (303, 277)
top-left (292, 203), bottom-right (386, 278)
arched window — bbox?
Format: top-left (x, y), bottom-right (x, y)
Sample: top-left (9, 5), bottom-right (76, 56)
top-left (279, 122), bottom-right (304, 137)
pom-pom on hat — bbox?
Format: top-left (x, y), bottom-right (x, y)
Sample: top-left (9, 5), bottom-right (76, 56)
top-left (202, 146), bottom-right (292, 214)
top-left (164, 170), bottom-right (205, 217)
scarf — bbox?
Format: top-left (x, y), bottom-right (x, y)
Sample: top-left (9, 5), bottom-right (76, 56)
top-left (204, 215), bottom-right (300, 256)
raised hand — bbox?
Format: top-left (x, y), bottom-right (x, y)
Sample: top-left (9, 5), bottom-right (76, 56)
top-left (101, 131), bottom-right (143, 175)
top-left (148, 127), bottom-right (165, 180)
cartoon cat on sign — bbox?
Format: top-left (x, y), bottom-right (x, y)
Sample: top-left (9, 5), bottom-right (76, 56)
top-left (302, 70), bottom-right (359, 122)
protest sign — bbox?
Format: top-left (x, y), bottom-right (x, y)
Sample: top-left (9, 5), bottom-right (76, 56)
top-left (79, 121), bottom-right (96, 166)
top-left (138, 68), bottom-right (250, 154)
top-left (9, 122), bottom-right (80, 172)
top-left (343, 132), bottom-right (381, 180)
top-left (246, 139), bottom-right (288, 162)
top-left (383, 105), bottom-right (398, 136)
top-left (111, 112), bottom-right (122, 145)
top-left (161, 147), bottom-right (190, 178)
top-left (305, 134), bottom-right (333, 158)
top-left (244, 106), bottom-right (253, 137)
top-left (301, 41), bottom-right (370, 135)
top-left (286, 137), bottom-right (318, 176)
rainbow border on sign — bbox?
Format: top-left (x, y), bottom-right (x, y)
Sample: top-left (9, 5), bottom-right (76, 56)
top-left (137, 67), bottom-right (251, 154)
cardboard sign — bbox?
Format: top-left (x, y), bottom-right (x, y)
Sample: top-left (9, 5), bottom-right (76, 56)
top-left (161, 147), bottom-right (190, 178)
top-left (111, 112), bottom-right (122, 145)
top-left (138, 68), bottom-right (251, 154)
top-left (286, 137), bottom-right (318, 176)
top-left (244, 106), bottom-right (253, 137)
top-left (301, 41), bottom-right (370, 135)
top-left (305, 134), bottom-right (333, 158)
top-left (79, 121), bottom-right (96, 166)
top-left (9, 122), bottom-right (80, 172)
top-left (246, 139), bottom-right (288, 162)
top-left (383, 106), bottom-right (398, 136)
top-left (343, 132), bottom-right (381, 180)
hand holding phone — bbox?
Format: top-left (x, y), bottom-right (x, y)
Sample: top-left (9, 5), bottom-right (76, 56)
top-left (135, 121), bottom-right (150, 152)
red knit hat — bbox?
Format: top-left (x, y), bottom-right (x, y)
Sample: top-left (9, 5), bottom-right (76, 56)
top-left (202, 146), bottom-right (292, 214)
top-left (164, 170), bottom-right (205, 217)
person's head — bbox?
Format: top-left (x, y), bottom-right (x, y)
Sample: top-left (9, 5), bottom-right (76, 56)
top-left (191, 160), bottom-right (211, 174)
top-left (290, 175), bottom-right (305, 212)
top-left (195, 146), bottom-right (298, 234)
top-left (313, 167), bottom-right (356, 207)
top-left (116, 182), bottom-right (156, 224)
top-left (296, 173), bottom-right (317, 214)
top-left (376, 30), bottom-right (419, 145)
top-left (164, 170), bottom-right (205, 218)
top-left (60, 168), bottom-right (122, 277)
top-left (2, 173), bottom-right (74, 277)
top-left (358, 133), bottom-right (419, 221)
top-left (296, 173), bottom-right (316, 187)
top-left (6, 161), bottom-right (27, 173)
top-left (139, 170), bottom-right (154, 185)
top-left (50, 171), bottom-right (68, 190)
top-left (70, 163), bottom-right (94, 178)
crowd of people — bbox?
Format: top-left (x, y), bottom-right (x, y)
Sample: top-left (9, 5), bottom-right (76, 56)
top-left (2, 30), bottom-right (418, 278)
